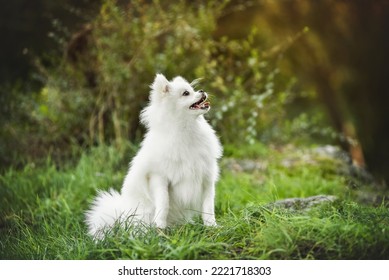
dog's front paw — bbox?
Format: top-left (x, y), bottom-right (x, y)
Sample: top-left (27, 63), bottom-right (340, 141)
top-left (155, 219), bottom-right (167, 229)
top-left (203, 219), bottom-right (217, 227)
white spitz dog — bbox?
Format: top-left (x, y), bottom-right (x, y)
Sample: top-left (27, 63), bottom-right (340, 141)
top-left (86, 74), bottom-right (222, 238)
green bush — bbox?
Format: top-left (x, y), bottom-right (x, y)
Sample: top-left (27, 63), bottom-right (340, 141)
top-left (33, 0), bottom-right (308, 150)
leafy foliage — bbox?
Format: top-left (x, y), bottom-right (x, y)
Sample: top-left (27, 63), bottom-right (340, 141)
top-left (31, 0), bottom-right (312, 150)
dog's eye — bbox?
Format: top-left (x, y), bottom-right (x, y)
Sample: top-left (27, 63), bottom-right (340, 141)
top-left (182, 91), bottom-right (190, 96)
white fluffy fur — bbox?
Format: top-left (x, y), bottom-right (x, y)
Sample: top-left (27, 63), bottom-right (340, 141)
top-left (85, 74), bottom-right (222, 238)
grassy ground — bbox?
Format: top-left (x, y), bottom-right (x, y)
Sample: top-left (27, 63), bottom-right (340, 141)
top-left (1, 143), bottom-right (388, 259)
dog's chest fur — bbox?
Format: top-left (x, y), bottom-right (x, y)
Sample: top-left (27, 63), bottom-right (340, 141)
top-left (155, 121), bottom-right (215, 183)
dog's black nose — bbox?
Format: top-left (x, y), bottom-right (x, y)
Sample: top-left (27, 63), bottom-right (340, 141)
top-left (199, 89), bottom-right (204, 93)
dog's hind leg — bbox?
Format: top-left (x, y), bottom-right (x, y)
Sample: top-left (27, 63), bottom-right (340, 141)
top-left (149, 174), bottom-right (169, 228)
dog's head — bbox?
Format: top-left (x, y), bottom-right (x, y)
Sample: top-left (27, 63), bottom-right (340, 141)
top-left (150, 74), bottom-right (210, 116)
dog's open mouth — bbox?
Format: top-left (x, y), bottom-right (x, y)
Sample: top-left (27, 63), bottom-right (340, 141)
top-left (189, 94), bottom-right (210, 110)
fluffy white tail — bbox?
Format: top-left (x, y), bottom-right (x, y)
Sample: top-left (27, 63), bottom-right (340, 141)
top-left (85, 189), bottom-right (132, 239)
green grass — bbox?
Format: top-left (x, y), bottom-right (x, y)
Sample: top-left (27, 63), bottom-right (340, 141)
top-left (1, 143), bottom-right (388, 259)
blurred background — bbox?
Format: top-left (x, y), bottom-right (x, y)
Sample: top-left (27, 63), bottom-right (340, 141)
top-left (0, 0), bottom-right (388, 184)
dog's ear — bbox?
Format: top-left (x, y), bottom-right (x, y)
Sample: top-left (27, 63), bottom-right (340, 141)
top-left (151, 73), bottom-right (170, 94)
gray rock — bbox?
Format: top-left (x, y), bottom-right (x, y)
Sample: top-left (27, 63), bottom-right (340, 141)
top-left (267, 195), bottom-right (338, 211)
top-left (223, 158), bottom-right (268, 172)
